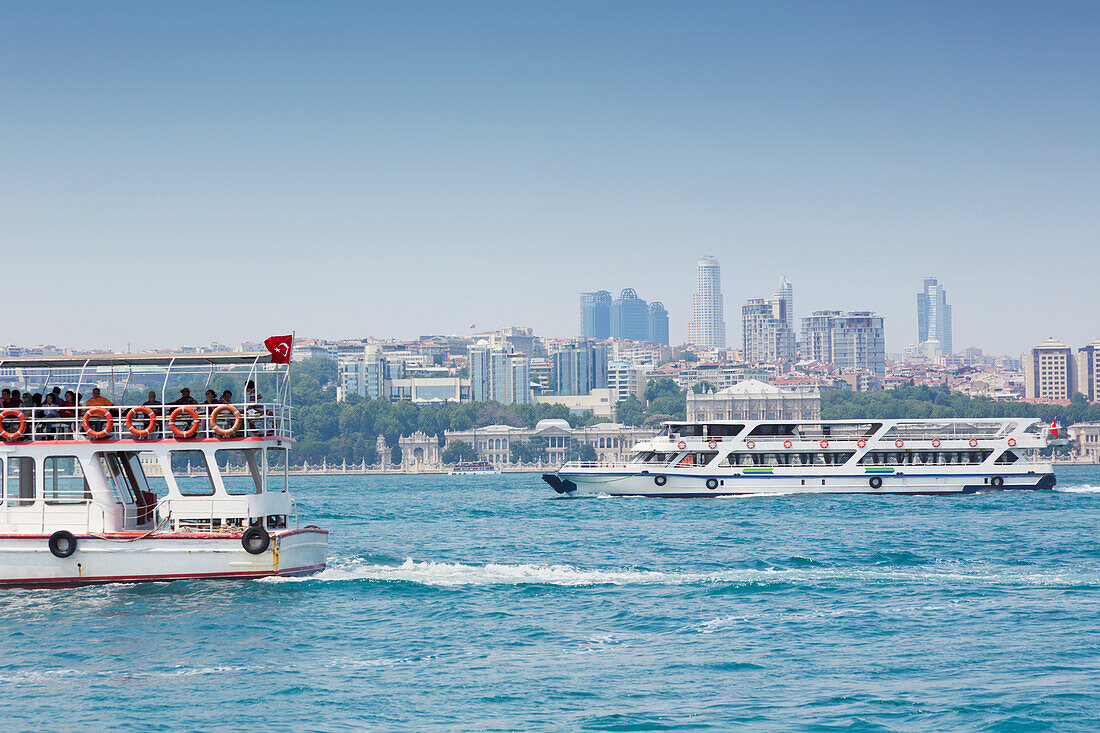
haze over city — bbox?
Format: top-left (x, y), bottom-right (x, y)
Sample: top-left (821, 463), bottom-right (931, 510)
top-left (2, 2), bottom-right (1098, 353)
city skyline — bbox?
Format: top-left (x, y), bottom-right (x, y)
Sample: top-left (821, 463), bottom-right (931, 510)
top-left (3, 3), bottom-right (1099, 353)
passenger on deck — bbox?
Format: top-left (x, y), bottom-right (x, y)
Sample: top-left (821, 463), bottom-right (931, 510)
top-left (40, 394), bottom-right (61, 438)
top-left (0, 389), bottom-right (10, 408)
top-left (86, 388), bottom-right (114, 407)
top-left (220, 390), bottom-right (233, 404)
top-left (20, 393), bottom-right (33, 411)
top-left (170, 388), bottom-right (197, 405)
top-left (32, 393), bottom-right (42, 408)
top-left (203, 389), bottom-right (220, 405)
top-left (245, 380), bottom-right (262, 404)
top-left (10, 390), bottom-right (21, 409)
top-left (143, 391), bottom-right (161, 406)
top-left (50, 386), bottom-right (62, 405)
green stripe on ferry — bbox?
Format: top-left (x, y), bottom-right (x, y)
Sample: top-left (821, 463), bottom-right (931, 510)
top-left (864, 467), bottom-right (895, 473)
top-left (742, 467), bottom-right (774, 474)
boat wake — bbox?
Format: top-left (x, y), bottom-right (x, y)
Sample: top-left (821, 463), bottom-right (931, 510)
top-left (1055, 484), bottom-right (1100, 493)
top-left (265, 557), bottom-right (1100, 589)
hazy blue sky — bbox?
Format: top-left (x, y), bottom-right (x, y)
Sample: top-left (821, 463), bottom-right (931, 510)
top-left (2, 1), bottom-right (1097, 354)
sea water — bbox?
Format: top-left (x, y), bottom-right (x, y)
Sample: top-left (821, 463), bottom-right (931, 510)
top-left (3, 467), bottom-right (1100, 731)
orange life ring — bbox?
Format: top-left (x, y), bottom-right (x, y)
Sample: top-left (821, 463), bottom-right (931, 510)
top-left (168, 406), bottom-right (201, 439)
top-left (931, 438), bottom-right (941, 448)
top-left (745, 439), bottom-right (755, 449)
top-left (783, 439), bottom-right (793, 449)
top-left (1007, 438), bottom-right (1016, 447)
top-left (707, 440), bottom-right (718, 450)
top-left (126, 406), bottom-right (158, 438)
top-left (820, 439), bottom-right (829, 449)
top-left (677, 440), bottom-right (687, 450)
top-left (210, 404), bottom-right (242, 437)
top-left (894, 439), bottom-right (904, 448)
top-left (969, 438), bottom-right (978, 448)
top-left (0, 409), bottom-right (26, 441)
top-left (82, 407), bottom-right (113, 439)
top-left (856, 439), bottom-right (867, 449)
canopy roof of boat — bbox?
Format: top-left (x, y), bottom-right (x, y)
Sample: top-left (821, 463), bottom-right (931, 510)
top-left (0, 352), bottom-right (275, 369)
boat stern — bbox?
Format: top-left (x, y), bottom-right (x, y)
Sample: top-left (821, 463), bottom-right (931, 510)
top-left (542, 473), bottom-right (577, 494)
top-left (273, 527), bottom-right (329, 576)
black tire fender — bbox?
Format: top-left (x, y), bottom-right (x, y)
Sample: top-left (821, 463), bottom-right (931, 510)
top-left (242, 525), bottom-right (271, 555)
top-left (869, 476), bottom-right (883, 489)
top-left (706, 478), bottom-right (719, 490)
top-left (991, 476), bottom-right (1004, 487)
top-left (49, 530), bottom-right (77, 558)
top-left (653, 474), bottom-right (667, 487)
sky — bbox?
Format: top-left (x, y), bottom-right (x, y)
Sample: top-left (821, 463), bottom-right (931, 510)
top-left (1, 1), bottom-right (1098, 355)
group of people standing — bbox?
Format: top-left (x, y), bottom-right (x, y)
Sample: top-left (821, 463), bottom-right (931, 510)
top-left (0, 381), bottom-right (264, 440)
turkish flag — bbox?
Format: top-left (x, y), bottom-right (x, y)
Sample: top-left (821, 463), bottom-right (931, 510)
top-left (1050, 419), bottom-right (1059, 439)
top-left (264, 335), bottom-right (293, 363)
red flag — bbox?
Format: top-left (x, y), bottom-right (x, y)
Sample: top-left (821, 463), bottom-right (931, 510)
top-left (264, 335), bottom-right (293, 364)
top-left (1050, 419), bottom-right (1059, 439)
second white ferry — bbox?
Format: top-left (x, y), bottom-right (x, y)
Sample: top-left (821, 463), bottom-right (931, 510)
top-left (543, 418), bottom-right (1060, 497)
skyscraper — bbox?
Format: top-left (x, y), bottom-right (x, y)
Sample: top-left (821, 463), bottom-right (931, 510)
top-left (610, 288), bottom-right (651, 342)
top-left (774, 277), bottom-right (794, 330)
top-left (1024, 337), bottom-right (1075, 401)
top-left (647, 302), bottom-right (670, 346)
top-left (468, 342), bottom-right (533, 405)
top-left (580, 290), bottom-right (612, 340)
top-left (552, 340), bottom-right (610, 395)
top-left (917, 277), bottom-right (953, 355)
top-left (688, 256), bottom-right (725, 348)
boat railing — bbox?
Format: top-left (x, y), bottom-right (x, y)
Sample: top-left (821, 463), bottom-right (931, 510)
top-left (0, 402), bottom-right (291, 443)
top-left (561, 461), bottom-right (631, 470)
top-left (663, 433), bottom-right (1017, 445)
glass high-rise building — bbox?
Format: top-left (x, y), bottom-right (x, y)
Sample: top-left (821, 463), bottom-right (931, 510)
top-left (917, 277), bottom-right (952, 355)
top-left (611, 289), bottom-right (651, 343)
top-left (647, 302), bottom-right (669, 346)
top-left (688, 256), bottom-right (725, 348)
top-left (580, 290), bottom-right (612, 340)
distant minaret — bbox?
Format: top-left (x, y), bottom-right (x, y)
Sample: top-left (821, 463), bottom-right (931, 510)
top-left (688, 256), bottom-right (726, 348)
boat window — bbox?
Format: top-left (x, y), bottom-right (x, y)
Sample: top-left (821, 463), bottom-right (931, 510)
top-left (4, 457), bottom-right (36, 507)
top-left (707, 424), bottom-right (745, 437)
top-left (995, 450), bottom-right (1019, 465)
top-left (216, 449), bottom-right (264, 495)
top-left (43, 456), bottom-right (90, 504)
top-left (748, 424), bottom-right (795, 437)
top-left (170, 450), bottom-right (215, 496)
top-left (266, 448), bottom-right (289, 493)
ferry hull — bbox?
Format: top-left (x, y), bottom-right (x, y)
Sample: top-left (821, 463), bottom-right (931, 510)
top-left (0, 527), bottom-right (328, 587)
top-left (545, 471), bottom-right (1057, 497)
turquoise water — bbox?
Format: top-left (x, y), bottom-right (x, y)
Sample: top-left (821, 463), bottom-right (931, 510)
top-left (4, 467), bottom-right (1100, 731)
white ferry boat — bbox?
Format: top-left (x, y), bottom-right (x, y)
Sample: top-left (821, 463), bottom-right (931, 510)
top-left (542, 418), bottom-right (1061, 497)
top-left (448, 461), bottom-right (502, 475)
top-left (0, 351), bottom-right (327, 586)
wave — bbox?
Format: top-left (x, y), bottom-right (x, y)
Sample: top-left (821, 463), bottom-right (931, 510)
top-left (1055, 484), bottom-right (1100, 493)
top-left (265, 557), bottom-right (1100, 589)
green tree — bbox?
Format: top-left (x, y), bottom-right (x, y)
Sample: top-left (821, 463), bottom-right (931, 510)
top-left (442, 440), bottom-right (479, 464)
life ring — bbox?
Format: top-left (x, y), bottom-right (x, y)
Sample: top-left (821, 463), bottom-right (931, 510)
top-left (210, 404), bottom-right (242, 437)
top-left (241, 525), bottom-right (270, 555)
top-left (783, 439), bottom-right (793, 449)
top-left (931, 438), bottom-right (941, 448)
top-left (894, 439), bottom-right (904, 448)
top-left (126, 406), bottom-right (158, 438)
top-left (819, 439), bottom-right (829, 449)
top-left (705, 478), bottom-right (719, 490)
top-left (1007, 438), bottom-right (1016, 448)
top-left (677, 440), bottom-right (687, 450)
top-left (168, 406), bottom-right (201, 439)
top-left (856, 439), bottom-right (867, 449)
top-left (82, 407), bottom-right (113, 439)
top-left (707, 440), bottom-right (718, 450)
top-left (969, 438), bottom-right (978, 448)
top-left (49, 530), bottom-right (77, 558)
top-left (745, 440), bottom-right (755, 449)
top-left (0, 409), bottom-right (26, 441)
